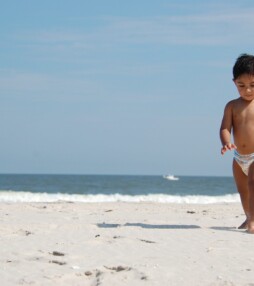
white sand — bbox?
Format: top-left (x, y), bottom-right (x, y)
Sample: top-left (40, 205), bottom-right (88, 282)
top-left (0, 202), bottom-right (253, 286)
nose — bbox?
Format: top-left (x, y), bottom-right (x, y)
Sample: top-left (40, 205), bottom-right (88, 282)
top-left (246, 87), bottom-right (252, 92)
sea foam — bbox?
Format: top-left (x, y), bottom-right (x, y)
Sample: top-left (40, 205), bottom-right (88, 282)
top-left (0, 191), bottom-right (240, 204)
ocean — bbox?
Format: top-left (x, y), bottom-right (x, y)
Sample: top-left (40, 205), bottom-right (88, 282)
top-left (0, 174), bottom-right (239, 204)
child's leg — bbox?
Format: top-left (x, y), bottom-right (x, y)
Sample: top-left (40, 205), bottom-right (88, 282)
top-left (247, 162), bottom-right (254, 233)
top-left (233, 160), bottom-right (249, 228)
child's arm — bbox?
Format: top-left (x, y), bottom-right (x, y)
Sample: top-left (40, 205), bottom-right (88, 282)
top-left (220, 102), bottom-right (237, 155)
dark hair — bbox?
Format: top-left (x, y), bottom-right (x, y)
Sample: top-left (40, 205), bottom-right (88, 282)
top-left (233, 53), bottom-right (254, 80)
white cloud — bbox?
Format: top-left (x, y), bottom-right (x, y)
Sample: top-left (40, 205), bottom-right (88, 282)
top-left (21, 6), bottom-right (254, 46)
top-left (0, 69), bottom-right (101, 100)
top-left (97, 8), bottom-right (254, 46)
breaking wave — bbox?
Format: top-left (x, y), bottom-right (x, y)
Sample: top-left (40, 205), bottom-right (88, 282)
top-left (0, 191), bottom-right (240, 204)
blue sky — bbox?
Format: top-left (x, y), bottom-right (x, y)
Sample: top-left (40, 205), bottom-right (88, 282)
top-left (1, 0), bottom-right (254, 176)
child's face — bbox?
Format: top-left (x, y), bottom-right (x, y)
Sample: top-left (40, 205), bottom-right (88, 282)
top-left (234, 73), bottom-right (254, 101)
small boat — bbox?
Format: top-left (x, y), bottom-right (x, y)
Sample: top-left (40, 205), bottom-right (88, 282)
top-left (163, 174), bottom-right (179, 181)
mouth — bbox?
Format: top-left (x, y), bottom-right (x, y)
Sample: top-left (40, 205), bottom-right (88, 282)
top-left (242, 94), bottom-right (254, 100)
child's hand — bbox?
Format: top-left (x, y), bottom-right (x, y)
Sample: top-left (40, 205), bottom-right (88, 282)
top-left (221, 143), bottom-right (237, 155)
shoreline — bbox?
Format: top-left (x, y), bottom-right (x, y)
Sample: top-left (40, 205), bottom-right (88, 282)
top-left (0, 202), bottom-right (252, 285)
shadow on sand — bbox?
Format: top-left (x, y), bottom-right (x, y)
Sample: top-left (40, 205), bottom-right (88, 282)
top-left (96, 223), bottom-right (249, 233)
top-left (210, 226), bottom-right (244, 233)
top-left (97, 223), bottom-right (201, 229)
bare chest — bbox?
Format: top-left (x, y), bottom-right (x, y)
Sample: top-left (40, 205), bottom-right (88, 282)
top-left (233, 105), bottom-right (254, 125)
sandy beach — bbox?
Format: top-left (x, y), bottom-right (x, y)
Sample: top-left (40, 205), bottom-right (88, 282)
top-left (0, 202), bottom-right (253, 286)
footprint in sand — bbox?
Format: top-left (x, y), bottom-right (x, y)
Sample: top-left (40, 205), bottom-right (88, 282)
top-left (85, 265), bottom-right (148, 285)
top-left (48, 250), bottom-right (66, 265)
top-left (14, 229), bottom-right (33, 236)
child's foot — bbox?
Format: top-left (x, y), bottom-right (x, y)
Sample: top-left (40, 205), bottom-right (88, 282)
top-left (238, 219), bottom-right (248, 229)
top-left (247, 221), bottom-right (254, 234)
